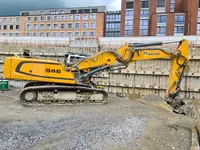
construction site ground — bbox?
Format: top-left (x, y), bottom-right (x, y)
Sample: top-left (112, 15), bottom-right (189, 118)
top-left (0, 88), bottom-right (197, 150)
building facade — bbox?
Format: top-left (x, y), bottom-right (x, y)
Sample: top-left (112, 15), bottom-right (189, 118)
top-left (104, 11), bottom-right (121, 37)
top-left (121, 0), bottom-right (199, 36)
top-left (0, 6), bottom-right (106, 38)
top-left (0, 16), bottom-right (24, 36)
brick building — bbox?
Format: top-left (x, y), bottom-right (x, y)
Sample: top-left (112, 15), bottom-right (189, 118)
top-left (121, 0), bottom-right (199, 36)
top-left (0, 16), bottom-right (23, 36)
top-left (0, 6), bottom-right (106, 37)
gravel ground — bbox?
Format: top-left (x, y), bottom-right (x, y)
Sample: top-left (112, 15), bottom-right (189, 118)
top-left (0, 114), bottom-right (148, 150)
top-left (0, 89), bottom-right (196, 150)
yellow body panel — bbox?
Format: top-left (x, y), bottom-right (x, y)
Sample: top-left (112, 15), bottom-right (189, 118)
top-left (4, 57), bottom-right (75, 84)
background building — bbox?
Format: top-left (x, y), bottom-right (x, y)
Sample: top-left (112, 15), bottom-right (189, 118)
top-left (121, 0), bottom-right (199, 36)
top-left (0, 16), bottom-right (23, 36)
top-left (20, 6), bottom-right (106, 38)
top-left (104, 11), bottom-right (121, 37)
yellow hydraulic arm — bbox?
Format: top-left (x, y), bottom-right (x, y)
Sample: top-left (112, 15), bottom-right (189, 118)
top-left (73, 40), bottom-right (188, 113)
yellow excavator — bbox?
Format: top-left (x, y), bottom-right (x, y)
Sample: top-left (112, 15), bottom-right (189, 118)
top-left (4, 39), bottom-right (189, 114)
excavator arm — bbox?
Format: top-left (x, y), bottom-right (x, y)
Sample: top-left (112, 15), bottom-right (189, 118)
top-left (73, 40), bottom-right (189, 114)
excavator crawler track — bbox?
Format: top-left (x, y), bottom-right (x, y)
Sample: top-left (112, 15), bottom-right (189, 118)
top-left (20, 85), bottom-right (108, 106)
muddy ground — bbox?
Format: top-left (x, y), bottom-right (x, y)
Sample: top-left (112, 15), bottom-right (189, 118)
top-left (0, 89), bottom-right (196, 150)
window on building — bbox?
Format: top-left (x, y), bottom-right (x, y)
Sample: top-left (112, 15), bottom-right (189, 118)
top-left (140, 10), bottom-right (149, 17)
top-left (68, 15), bottom-right (73, 20)
top-left (67, 32), bottom-right (72, 37)
top-left (54, 16), bottom-right (59, 21)
top-left (126, 2), bottom-right (134, 9)
top-left (33, 33), bottom-right (37, 36)
top-left (47, 16), bottom-right (52, 21)
top-left (9, 33), bottom-right (14, 36)
top-left (75, 32), bottom-right (80, 37)
top-left (26, 24), bottom-right (31, 30)
top-left (27, 17), bottom-right (31, 22)
top-left (83, 14), bottom-right (88, 20)
top-left (60, 32), bottom-right (65, 37)
top-left (10, 25), bottom-right (13, 30)
top-left (90, 32), bottom-right (95, 37)
top-left (140, 29), bottom-right (148, 35)
top-left (75, 14), bottom-right (80, 20)
top-left (75, 23), bottom-right (80, 29)
top-left (197, 11), bottom-right (200, 34)
top-left (141, 0), bottom-right (149, 8)
top-left (170, 0), bottom-right (175, 12)
top-left (16, 25), bottom-right (20, 30)
top-left (10, 18), bottom-right (14, 22)
top-left (157, 0), bottom-right (166, 7)
top-left (199, 0), bottom-right (200, 8)
top-left (41, 16), bottom-right (45, 21)
top-left (50, 11), bottom-right (56, 14)
top-left (78, 9), bottom-right (84, 13)
top-left (90, 14), bottom-right (96, 20)
top-left (46, 32), bottom-right (51, 37)
top-left (140, 19), bottom-right (148, 28)
top-left (53, 32), bottom-right (58, 37)
top-left (85, 9), bottom-right (90, 13)
top-left (197, 23), bottom-right (200, 35)
top-left (125, 20), bottom-right (133, 29)
top-left (175, 14), bottom-right (185, 24)
top-left (71, 10), bottom-right (77, 13)
top-left (0, 18), bottom-right (2, 22)
top-left (15, 33), bottom-right (20, 36)
top-left (0, 25), bottom-right (1, 30)
top-left (26, 33), bottom-right (31, 36)
top-left (33, 24), bottom-right (38, 29)
top-left (82, 32), bottom-right (88, 37)
top-left (140, 19), bottom-right (148, 35)
top-left (61, 15), bottom-right (66, 21)
top-left (68, 23), bottom-right (73, 29)
top-left (106, 23), bottom-right (121, 32)
top-left (34, 16), bottom-right (38, 21)
top-left (16, 17), bottom-right (20, 22)
top-left (3, 18), bottom-right (7, 22)
top-left (55, 11), bottom-right (59, 14)
top-left (124, 30), bottom-right (132, 36)
top-left (40, 32), bottom-right (45, 37)
top-left (3, 25), bottom-right (7, 30)
top-left (174, 26), bottom-right (184, 35)
top-left (106, 14), bottom-right (121, 22)
top-left (157, 26), bottom-right (166, 35)
top-left (90, 22), bottom-right (96, 28)
top-left (41, 11), bottom-right (44, 15)
top-left (125, 10), bottom-right (134, 19)
top-left (54, 24), bottom-right (58, 29)
top-left (3, 33), bottom-right (7, 36)
top-left (61, 10), bottom-right (65, 14)
top-left (82, 23), bottom-right (88, 28)
top-left (61, 23), bottom-right (65, 29)
top-left (157, 15), bottom-right (167, 23)
top-left (40, 24), bottom-right (44, 29)
top-left (46, 24), bottom-right (51, 29)
top-left (92, 9), bottom-right (98, 13)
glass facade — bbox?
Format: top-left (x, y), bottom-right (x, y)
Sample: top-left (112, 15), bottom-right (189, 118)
top-left (105, 12), bottom-right (121, 37)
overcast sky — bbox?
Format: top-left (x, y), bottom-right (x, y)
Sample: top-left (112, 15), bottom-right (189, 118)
top-left (0, 0), bottom-right (121, 15)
